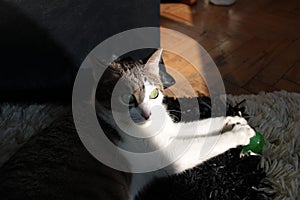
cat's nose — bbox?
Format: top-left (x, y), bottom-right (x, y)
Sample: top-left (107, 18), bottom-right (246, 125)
top-left (141, 112), bottom-right (151, 120)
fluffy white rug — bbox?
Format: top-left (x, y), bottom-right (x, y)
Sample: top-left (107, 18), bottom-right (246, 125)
top-left (0, 90), bottom-right (299, 199)
top-left (228, 91), bottom-right (300, 200)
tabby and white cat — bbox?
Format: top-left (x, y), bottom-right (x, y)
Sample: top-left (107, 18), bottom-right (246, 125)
top-left (96, 49), bottom-right (255, 199)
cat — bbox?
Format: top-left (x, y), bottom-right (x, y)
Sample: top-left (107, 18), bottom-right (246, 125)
top-left (0, 48), bottom-right (255, 200)
top-left (95, 48), bottom-right (255, 199)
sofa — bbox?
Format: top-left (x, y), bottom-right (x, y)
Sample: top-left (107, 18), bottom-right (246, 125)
top-left (0, 0), bottom-right (174, 102)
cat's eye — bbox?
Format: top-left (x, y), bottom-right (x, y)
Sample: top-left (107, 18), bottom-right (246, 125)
top-left (122, 94), bottom-right (136, 105)
top-left (128, 95), bottom-right (136, 104)
top-left (149, 88), bottom-right (159, 99)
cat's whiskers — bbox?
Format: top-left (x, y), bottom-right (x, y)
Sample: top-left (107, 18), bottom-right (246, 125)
top-left (166, 109), bottom-right (182, 113)
top-left (167, 113), bottom-right (180, 122)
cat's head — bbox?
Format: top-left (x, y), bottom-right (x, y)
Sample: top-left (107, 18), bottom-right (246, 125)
top-left (96, 49), bottom-right (164, 126)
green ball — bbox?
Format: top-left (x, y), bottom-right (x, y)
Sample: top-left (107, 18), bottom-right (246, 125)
top-left (242, 131), bottom-right (264, 154)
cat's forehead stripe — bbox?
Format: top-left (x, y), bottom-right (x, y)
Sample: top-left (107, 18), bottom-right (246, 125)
top-left (105, 60), bottom-right (164, 103)
top-left (133, 88), bottom-right (145, 104)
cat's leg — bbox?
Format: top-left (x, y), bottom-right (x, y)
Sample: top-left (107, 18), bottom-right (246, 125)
top-left (175, 116), bottom-right (248, 138)
top-left (170, 123), bottom-right (255, 173)
top-left (128, 116), bottom-right (250, 199)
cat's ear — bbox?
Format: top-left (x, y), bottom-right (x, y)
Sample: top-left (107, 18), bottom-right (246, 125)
top-left (144, 48), bottom-right (163, 75)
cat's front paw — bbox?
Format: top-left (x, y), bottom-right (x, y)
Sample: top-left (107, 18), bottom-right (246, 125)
top-left (222, 116), bottom-right (248, 133)
top-left (231, 124), bottom-right (255, 146)
top-left (224, 116), bottom-right (248, 127)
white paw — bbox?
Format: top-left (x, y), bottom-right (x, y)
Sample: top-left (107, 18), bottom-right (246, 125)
top-left (224, 116), bottom-right (248, 127)
top-left (231, 124), bottom-right (255, 146)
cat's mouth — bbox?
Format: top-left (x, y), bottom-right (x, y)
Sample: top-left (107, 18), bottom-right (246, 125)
top-left (131, 117), bottom-right (151, 125)
top-left (135, 120), bottom-right (152, 127)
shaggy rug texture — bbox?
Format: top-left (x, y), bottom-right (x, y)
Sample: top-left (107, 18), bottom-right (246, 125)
top-left (0, 90), bottom-right (299, 199)
top-left (228, 91), bottom-right (299, 200)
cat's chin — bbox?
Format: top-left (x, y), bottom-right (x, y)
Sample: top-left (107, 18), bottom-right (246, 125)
top-left (136, 119), bottom-right (152, 127)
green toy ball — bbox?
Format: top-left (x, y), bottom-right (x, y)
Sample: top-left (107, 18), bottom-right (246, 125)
top-left (242, 131), bottom-right (264, 154)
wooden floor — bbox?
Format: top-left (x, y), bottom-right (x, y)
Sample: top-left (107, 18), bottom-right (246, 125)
top-left (161, 0), bottom-right (300, 97)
